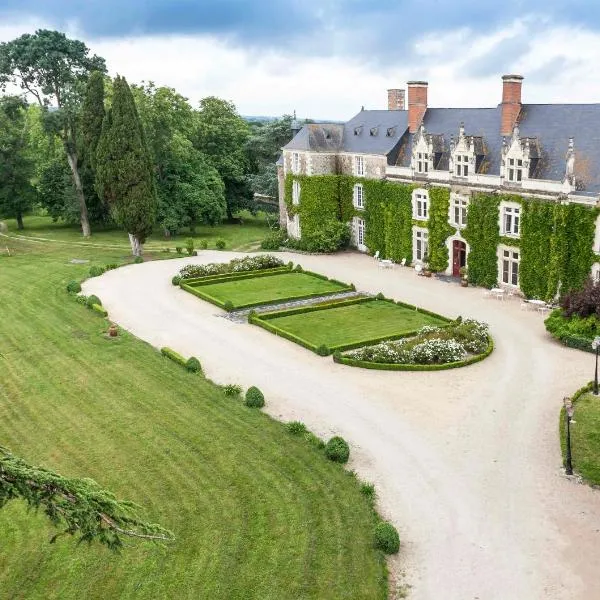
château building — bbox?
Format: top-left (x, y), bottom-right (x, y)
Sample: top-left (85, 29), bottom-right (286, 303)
top-left (277, 75), bottom-right (600, 298)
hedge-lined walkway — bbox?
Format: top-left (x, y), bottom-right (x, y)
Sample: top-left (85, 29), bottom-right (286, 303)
top-left (86, 250), bottom-right (600, 600)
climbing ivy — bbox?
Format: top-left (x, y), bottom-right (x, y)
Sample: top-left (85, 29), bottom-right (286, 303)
top-left (384, 184), bottom-right (414, 263)
top-left (562, 204), bottom-right (598, 294)
top-left (462, 193), bottom-right (500, 288)
top-left (427, 187), bottom-right (455, 272)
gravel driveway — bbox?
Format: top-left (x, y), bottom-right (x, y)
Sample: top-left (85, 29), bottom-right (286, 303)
top-left (84, 250), bottom-right (600, 600)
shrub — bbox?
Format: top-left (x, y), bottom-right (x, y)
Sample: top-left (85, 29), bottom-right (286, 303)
top-left (294, 264), bottom-right (303, 272)
top-left (374, 521), bottom-right (400, 554)
top-left (304, 431), bottom-right (326, 449)
top-left (75, 294), bottom-right (88, 305)
top-left (66, 280), bottom-right (82, 294)
top-left (178, 255), bottom-right (284, 280)
top-left (104, 263), bottom-right (119, 271)
top-left (245, 386), bottom-right (265, 408)
top-left (298, 220), bottom-right (350, 253)
top-left (286, 421), bottom-right (307, 435)
top-left (161, 347), bottom-right (187, 368)
top-left (376, 292), bottom-right (385, 300)
top-left (185, 237), bottom-right (195, 255)
top-left (91, 304), bottom-right (108, 317)
top-left (175, 246), bottom-right (183, 254)
top-left (324, 436), bottom-right (350, 463)
top-left (215, 239), bottom-right (226, 250)
top-left (360, 482), bottom-right (376, 503)
top-left (199, 240), bottom-right (208, 250)
top-left (562, 277), bottom-right (600, 318)
top-left (222, 384), bottom-right (242, 397)
top-left (185, 357), bottom-right (202, 373)
top-left (172, 275), bottom-right (182, 286)
top-left (89, 265), bottom-right (105, 277)
top-left (133, 256), bottom-right (144, 264)
top-left (261, 231), bottom-right (285, 250)
top-left (223, 300), bottom-right (234, 311)
top-left (85, 294), bottom-right (101, 308)
top-left (316, 344), bottom-right (330, 356)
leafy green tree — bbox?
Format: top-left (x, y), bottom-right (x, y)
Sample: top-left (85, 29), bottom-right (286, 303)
top-left (0, 445), bottom-right (173, 550)
top-left (95, 76), bottom-right (157, 255)
top-left (0, 29), bottom-right (106, 237)
top-left (194, 97), bottom-right (253, 219)
top-left (0, 96), bottom-right (36, 229)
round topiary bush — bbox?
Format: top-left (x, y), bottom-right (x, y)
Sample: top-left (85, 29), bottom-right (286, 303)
top-left (245, 386), bottom-right (265, 408)
top-left (89, 265), bottom-right (105, 277)
top-left (172, 275), bottom-right (182, 286)
top-left (316, 344), bottom-right (330, 356)
top-left (85, 294), bottom-right (101, 308)
top-left (294, 264), bottom-right (303, 272)
top-left (66, 280), bottom-right (82, 294)
top-left (374, 521), bottom-right (400, 554)
top-left (175, 246), bottom-right (183, 254)
top-left (223, 300), bottom-right (234, 311)
top-left (185, 356), bottom-right (202, 373)
top-left (133, 256), bottom-right (144, 264)
top-left (376, 292), bottom-right (385, 300)
top-left (324, 436), bottom-right (350, 463)
top-left (215, 239), bottom-right (226, 250)
top-left (200, 240), bottom-right (208, 250)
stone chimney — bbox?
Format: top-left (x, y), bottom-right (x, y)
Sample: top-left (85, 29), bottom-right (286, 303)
top-left (501, 74), bottom-right (523, 136)
top-left (407, 81), bottom-right (428, 133)
top-left (387, 88), bottom-right (405, 110)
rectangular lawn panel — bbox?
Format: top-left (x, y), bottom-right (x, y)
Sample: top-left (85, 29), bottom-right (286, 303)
top-left (188, 271), bottom-right (351, 309)
top-left (260, 299), bottom-right (448, 351)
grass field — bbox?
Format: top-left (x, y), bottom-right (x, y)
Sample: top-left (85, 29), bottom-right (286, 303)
top-left (262, 299), bottom-right (447, 350)
top-left (3, 211), bottom-right (272, 251)
top-left (561, 391), bottom-right (600, 485)
top-left (0, 236), bottom-right (387, 599)
top-left (189, 271), bottom-right (350, 309)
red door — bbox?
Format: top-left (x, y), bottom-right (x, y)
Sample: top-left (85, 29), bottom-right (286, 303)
top-left (452, 241), bottom-right (466, 277)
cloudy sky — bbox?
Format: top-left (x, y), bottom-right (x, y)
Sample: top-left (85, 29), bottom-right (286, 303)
top-left (1, 1), bottom-right (600, 120)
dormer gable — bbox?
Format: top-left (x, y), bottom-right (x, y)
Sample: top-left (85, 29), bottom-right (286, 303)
top-left (411, 124), bottom-right (433, 174)
top-left (450, 122), bottom-right (477, 178)
top-left (501, 125), bottom-right (536, 184)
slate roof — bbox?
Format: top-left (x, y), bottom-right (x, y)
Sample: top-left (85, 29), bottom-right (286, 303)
top-left (283, 104), bottom-right (600, 194)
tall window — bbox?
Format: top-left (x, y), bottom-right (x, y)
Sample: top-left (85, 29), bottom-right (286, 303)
top-left (507, 158), bottom-right (523, 182)
top-left (292, 152), bottom-right (300, 174)
top-left (502, 205), bottom-right (520, 236)
top-left (502, 249), bottom-right (520, 286)
top-left (452, 197), bottom-right (468, 227)
top-left (353, 184), bottom-right (364, 209)
top-left (357, 218), bottom-right (365, 247)
top-left (415, 229), bottom-right (429, 261)
top-left (292, 180), bottom-right (301, 205)
top-left (416, 152), bottom-right (429, 173)
top-left (413, 191), bottom-right (428, 220)
top-left (455, 154), bottom-right (469, 177)
top-left (355, 155), bottom-right (365, 176)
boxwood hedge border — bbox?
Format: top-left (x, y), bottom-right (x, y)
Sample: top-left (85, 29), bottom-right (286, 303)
top-left (333, 335), bottom-right (494, 371)
top-left (250, 296), bottom-right (453, 356)
top-left (182, 265), bottom-right (292, 286)
top-left (181, 268), bottom-right (355, 312)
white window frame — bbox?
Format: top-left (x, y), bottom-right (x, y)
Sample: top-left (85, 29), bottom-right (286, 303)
top-left (500, 246), bottom-right (520, 287)
top-left (353, 184), bottom-right (364, 210)
top-left (501, 203), bottom-right (521, 237)
top-left (292, 180), bottom-right (301, 205)
top-left (451, 195), bottom-right (468, 227)
top-left (354, 155), bottom-right (365, 177)
top-left (416, 152), bottom-right (429, 174)
top-left (412, 189), bottom-right (429, 220)
top-left (454, 154), bottom-right (469, 178)
top-left (414, 227), bottom-right (429, 262)
top-left (506, 157), bottom-right (523, 183)
top-left (292, 152), bottom-right (300, 174)
top-left (357, 218), bottom-right (365, 248)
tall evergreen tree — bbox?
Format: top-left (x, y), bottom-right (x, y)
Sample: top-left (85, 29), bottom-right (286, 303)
top-left (96, 76), bottom-right (157, 255)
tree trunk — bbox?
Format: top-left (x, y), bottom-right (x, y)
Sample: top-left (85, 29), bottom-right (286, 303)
top-left (163, 228), bottom-right (171, 239)
top-left (16, 212), bottom-right (24, 230)
top-left (128, 233), bottom-right (143, 256)
top-left (65, 150), bottom-right (91, 238)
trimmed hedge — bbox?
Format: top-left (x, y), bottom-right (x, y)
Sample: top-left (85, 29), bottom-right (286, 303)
top-left (185, 356), bottom-right (202, 373)
top-left (182, 266), bottom-right (292, 286)
top-left (334, 336), bottom-right (494, 371)
top-left (324, 436), bottom-right (350, 464)
top-left (374, 522), bottom-right (400, 554)
top-left (86, 295), bottom-right (102, 308)
top-left (66, 280), bottom-right (82, 294)
top-left (245, 386), bottom-right (265, 408)
top-left (91, 303), bottom-right (108, 317)
top-left (161, 347), bottom-right (202, 373)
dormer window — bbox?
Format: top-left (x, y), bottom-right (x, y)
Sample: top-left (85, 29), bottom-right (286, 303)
top-left (386, 127), bottom-right (395, 137)
top-left (507, 158), bottom-right (523, 182)
top-left (354, 155), bottom-right (365, 177)
top-left (354, 126), bottom-right (363, 136)
top-left (416, 152), bottom-right (429, 174)
top-left (455, 154), bottom-right (469, 177)
top-left (292, 152), bottom-right (300, 174)
top-left (370, 127), bottom-right (378, 136)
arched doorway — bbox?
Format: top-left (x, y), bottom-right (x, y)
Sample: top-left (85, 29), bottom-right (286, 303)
top-left (452, 240), bottom-right (467, 277)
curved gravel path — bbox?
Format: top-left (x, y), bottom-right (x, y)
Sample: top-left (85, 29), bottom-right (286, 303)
top-left (85, 250), bottom-right (600, 600)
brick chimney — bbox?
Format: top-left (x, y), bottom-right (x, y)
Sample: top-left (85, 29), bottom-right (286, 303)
top-left (501, 74), bottom-right (523, 136)
top-left (407, 81), bottom-right (428, 133)
top-left (387, 88), bottom-right (405, 110)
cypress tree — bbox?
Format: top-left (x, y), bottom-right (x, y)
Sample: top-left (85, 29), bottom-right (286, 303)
top-left (95, 75), bottom-right (157, 255)
top-left (81, 70), bottom-right (105, 173)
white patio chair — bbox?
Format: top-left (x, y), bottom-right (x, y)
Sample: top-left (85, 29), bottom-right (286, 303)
top-left (400, 258), bottom-right (407, 267)
top-left (415, 264), bottom-right (423, 276)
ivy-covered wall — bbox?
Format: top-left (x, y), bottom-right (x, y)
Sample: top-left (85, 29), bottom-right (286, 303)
top-left (285, 172), bottom-right (599, 297)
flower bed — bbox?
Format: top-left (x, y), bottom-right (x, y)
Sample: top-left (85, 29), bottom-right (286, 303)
top-left (336, 319), bottom-right (493, 370)
top-left (178, 255), bottom-right (285, 280)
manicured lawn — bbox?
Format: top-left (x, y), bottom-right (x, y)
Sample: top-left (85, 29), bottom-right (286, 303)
top-left (3, 211), bottom-right (272, 251)
top-left (0, 238), bottom-right (387, 599)
top-left (190, 271), bottom-right (350, 309)
top-left (262, 299), bottom-right (447, 350)
top-left (561, 391), bottom-right (600, 485)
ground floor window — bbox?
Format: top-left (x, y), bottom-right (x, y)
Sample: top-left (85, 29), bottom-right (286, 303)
top-left (501, 248), bottom-right (519, 286)
top-left (414, 228), bottom-right (429, 261)
top-left (357, 218), bottom-right (365, 247)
